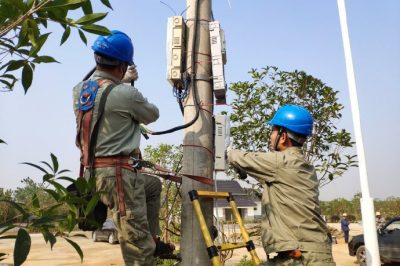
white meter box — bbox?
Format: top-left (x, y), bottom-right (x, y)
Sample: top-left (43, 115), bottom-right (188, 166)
top-left (166, 16), bottom-right (185, 86)
top-left (209, 21), bottom-right (227, 103)
top-left (214, 114), bottom-right (230, 171)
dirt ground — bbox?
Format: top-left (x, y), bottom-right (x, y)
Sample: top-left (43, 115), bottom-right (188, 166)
top-left (0, 223), bottom-right (363, 266)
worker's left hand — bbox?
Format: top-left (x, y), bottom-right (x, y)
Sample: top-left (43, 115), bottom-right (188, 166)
top-left (122, 65), bottom-right (138, 83)
top-left (234, 165), bottom-right (248, 180)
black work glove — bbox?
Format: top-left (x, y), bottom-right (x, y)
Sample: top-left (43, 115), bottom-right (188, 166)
top-left (234, 165), bottom-right (248, 180)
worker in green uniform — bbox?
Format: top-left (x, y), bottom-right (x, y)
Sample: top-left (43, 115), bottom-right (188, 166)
top-left (228, 104), bottom-right (335, 266)
top-left (73, 30), bottom-right (163, 265)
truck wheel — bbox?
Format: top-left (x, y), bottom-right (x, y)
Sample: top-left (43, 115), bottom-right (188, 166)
top-left (356, 245), bottom-right (367, 266)
top-left (92, 231), bottom-right (98, 242)
top-left (108, 233), bottom-right (117, 244)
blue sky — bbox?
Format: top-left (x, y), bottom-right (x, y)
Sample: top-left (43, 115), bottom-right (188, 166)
top-left (0, 0), bottom-right (399, 201)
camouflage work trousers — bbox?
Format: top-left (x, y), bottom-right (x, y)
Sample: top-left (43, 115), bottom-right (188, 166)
top-left (91, 167), bottom-right (161, 266)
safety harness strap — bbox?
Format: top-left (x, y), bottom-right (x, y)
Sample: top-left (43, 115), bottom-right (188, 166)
top-left (91, 156), bottom-right (135, 217)
top-left (76, 79), bottom-right (111, 166)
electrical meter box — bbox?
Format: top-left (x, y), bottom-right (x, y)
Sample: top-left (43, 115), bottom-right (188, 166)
top-left (166, 16), bottom-right (186, 86)
top-left (214, 114), bottom-right (230, 171)
top-left (209, 21), bottom-right (227, 104)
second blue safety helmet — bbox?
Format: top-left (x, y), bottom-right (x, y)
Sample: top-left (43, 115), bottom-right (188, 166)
top-left (266, 104), bottom-right (313, 137)
top-left (91, 30), bottom-right (134, 65)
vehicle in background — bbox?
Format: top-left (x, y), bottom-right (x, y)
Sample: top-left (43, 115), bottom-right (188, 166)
top-left (348, 216), bottom-right (400, 265)
top-left (92, 219), bottom-right (119, 244)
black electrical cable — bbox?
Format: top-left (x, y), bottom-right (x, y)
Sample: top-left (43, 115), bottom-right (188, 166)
top-left (83, 66), bottom-right (96, 81)
top-left (150, 0), bottom-right (201, 136)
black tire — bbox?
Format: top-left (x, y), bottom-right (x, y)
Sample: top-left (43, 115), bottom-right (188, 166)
top-left (356, 245), bottom-right (367, 266)
top-left (108, 232), bottom-right (117, 244)
top-left (92, 231), bottom-right (98, 242)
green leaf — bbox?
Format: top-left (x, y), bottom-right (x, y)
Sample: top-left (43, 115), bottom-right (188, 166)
top-left (41, 229), bottom-right (57, 250)
top-left (0, 223), bottom-right (16, 235)
top-left (14, 229), bottom-right (31, 266)
top-left (18, 20), bottom-right (29, 46)
top-left (81, 0), bottom-right (93, 14)
top-left (0, 235), bottom-right (17, 240)
top-left (32, 193), bottom-right (40, 209)
top-left (44, 0), bottom-right (86, 8)
top-left (27, 19), bottom-right (40, 48)
top-left (40, 161), bottom-right (54, 172)
top-left (5, 60), bottom-right (26, 72)
top-left (33, 56), bottom-right (59, 64)
top-left (57, 169), bottom-right (71, 174)
top-left (22, 162), bottom-right (49, 174)
top-left (0, 252), bottom-right (7, 260)
top-left (74, 177), bottom-right (87, 194)
top-left (100, 0), bottom-right (113, 9)
top-left (78, 29), bottom-right (87, 45)
top-left (51, 153), bottom-right (59, 173)
top-left (56, 176), bottom-right (75, 183)
top-left (80, 24), bottom-right (111, 35)
top-left (29, 32), bottom-right (51, 56)
top-left (84, 194), bottom-right (99, 217)
top-left (44, 203), bottom-right (64, 214)
top-left (44, 189), bottom-right (60, 201)
top-left (46, 180), bottom-right (68, 193)
top-left (66, 211), bottom-right (77, 232)
top-left (60, 26), bottom-right (71, 45)
top-left (43, 173), bottom-right (55, 182)
top-left (63, 237), bottom-right (83, 262)
top-left (69, 233), bottom-right (87, 238)
top-left (75, 13), bottom-right (107, 25)
top-left (21, 64), bottom-right (33, 92)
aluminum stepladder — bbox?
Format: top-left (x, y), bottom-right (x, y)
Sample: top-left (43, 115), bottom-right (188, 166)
top-left (189, 190), bottom-right (261, 266)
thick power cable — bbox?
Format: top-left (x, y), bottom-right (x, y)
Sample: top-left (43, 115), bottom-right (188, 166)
top-left (150, 0), bottom-right (201, 136)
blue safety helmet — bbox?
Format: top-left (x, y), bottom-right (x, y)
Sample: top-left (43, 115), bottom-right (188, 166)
top-left (266, 104), bottom-right (313, 137)
top-left (91, 30), bottom-right (134, 65)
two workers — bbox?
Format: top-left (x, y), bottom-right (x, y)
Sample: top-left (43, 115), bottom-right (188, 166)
top-left (73, 30), bottom-right (335, 265)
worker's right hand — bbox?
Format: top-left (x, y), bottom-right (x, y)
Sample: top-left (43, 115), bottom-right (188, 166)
top-left (121, 65), bottom-right (138, 83)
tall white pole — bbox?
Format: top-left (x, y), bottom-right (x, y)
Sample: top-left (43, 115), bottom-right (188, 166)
top-left (336, 1), bottom-right (380, 265)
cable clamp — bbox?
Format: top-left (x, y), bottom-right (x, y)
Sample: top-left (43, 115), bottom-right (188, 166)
top-left (193, 73), bottom-right (212, 82)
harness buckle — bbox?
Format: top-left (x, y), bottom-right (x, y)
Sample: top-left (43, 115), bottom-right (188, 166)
top-left (130, 157), bottom-right (141, 169)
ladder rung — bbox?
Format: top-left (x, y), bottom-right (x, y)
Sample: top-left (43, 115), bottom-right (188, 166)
top-left (218, 242), bottom-right (248, 251)
top-left (197, 191), bottom-right (231, 198)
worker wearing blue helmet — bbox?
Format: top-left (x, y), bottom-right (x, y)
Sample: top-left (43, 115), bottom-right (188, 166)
top-left (72, 30), bottom-right (169, 265)
top-left (228, 104), bottom-right (335, 266)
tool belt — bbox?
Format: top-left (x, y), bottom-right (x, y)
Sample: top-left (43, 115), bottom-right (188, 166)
top-left (277, 249), bottom-right (302, 259)
top-left (88, 155), bottom-right (135, 217)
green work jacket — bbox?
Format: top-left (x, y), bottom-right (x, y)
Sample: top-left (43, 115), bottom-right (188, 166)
top-left (73, 70), bottom-right (159, 157)
top-left (228, 147), bottom-right (332, 254)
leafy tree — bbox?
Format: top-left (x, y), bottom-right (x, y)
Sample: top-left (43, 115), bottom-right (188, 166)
top-left (0, 0), bottom-right (112, 93)
top-left (143, 144), bottom-right (183, 244)
top-left (229, 66), bottom-right (358, 187)
top-left (375, 197), bottom-right (400, 220)
top-left (14, 177), bottom-right (54, 208)
top-left (0, 188), bottom-right (15, 223)
top-left (0, 154), bottom-right (102, 265)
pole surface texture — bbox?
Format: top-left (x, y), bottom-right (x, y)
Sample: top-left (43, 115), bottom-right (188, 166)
top-left (181, 0), bottom-right (214, 265)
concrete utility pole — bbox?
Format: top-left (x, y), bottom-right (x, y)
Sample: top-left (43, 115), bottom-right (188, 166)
top-left (181, 0), bottom-right (214, 265)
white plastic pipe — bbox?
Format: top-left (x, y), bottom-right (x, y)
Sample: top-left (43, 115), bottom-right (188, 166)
top-left (336, 1), bottom-right (380, 265)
